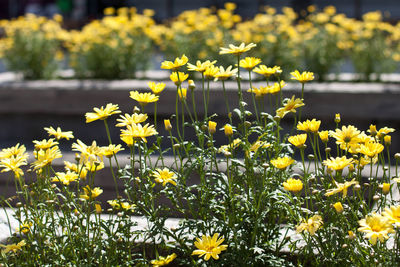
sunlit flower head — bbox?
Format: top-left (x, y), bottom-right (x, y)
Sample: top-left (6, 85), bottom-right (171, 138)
top-left (32, 146), bottom-right (62, 171)
top-left (44, 126), bottom-right (74, 140)
top-left (18, 221), bottom-right (32, 234)
top-left (358, 213), bottom-right (394, 245)
top-left (108, 199), bottom-right (135, 211)
top-left (80, 185), bottom-right (103, 200)
top-left (102, 144), bottom-right (124, 158)
top-left (161, 54), bottom-right (188, 71)
top-left (33, 138), bottom-right (59, 151)
top-left (288, 134), bottom-right (307, 148)
top-left (359, 141), bottom-right (384, 158)
top-left (383, 205), bottom-right (400, 227)
top-left (270, 156), bottom-right (294, 170)
top-left (333, 202), bottom-right (344, 213)
top-left (151, 253), bottom-right (177, 267)
top-left (153, 168), bottom-right (177, 186)
top-left (192, 233), bottom-right (228, 261)
top-left (325, 179), bottom-right (358, 197)
top-left (214, 65), bottom-right (237, 81)
top-left (85, 103), bottom-right (121, 123)
top-left (323, 156), bottom-right (353, 171)
top-left (276, 96), bottom-right (304, 118)
top-left (203, 65), bottom-right (220, 80)
top-left (297, 119), bottom-right (321, 133)
top-left (330, 125), bottom-right (361, 149)
top-left (148, 81), bottom-right (166, 95)
top-left (0, 155), bottom-right (27, 179)
top-left (224, 124), bottom-right (233, 136)
top-left (120, 123), bottom-right (158, 143)
top-left (130, 91), bottom-right (159, 106)
top-left (51, 171), bottom-right (79, 185)
top-left (64, 161), bottom-right (88, 179)
top-left (318, 131), bottom-right (329, 143)
top-left (377, 127), bottom-right (395, 139)
top-left (0, 240), bottom-right (26, 254)
top-left (170, 71), bottom-right (188, 86)
top-left (219, 42), bottom-right (256, 56)
top-left (239, 57), bottom-right (261, 71)
top-left (187, 60), bottom-right (216, 73)
top-left (290, 70), bottom-right (314, 83)
top-left (177, 88), bottom-right (187, 100)
top-left (296, 215), bottom-right (323, 235)
top-left (283, 178), bottom-right (303, 193)
top-left (253, 65), bottom-right (282, 78)
top-left (164, 119), bottom-right (172, 131)
top-left (0, 143), bottom-right (27, 160)
top-left (116, 113), bottom-right (148, 127)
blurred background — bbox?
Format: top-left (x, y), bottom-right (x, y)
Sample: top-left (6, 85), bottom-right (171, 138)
top-left (0, 0), bottom-right (400, 26)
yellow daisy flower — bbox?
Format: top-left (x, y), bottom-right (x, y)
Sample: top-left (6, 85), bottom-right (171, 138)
top-left (297, 119), bottom-right (321, 133)
top-left (290, 70), bottom-right (314, 83)
top-left (129, 91), bottom-right (159, 106)
top-left (192, 233), bottom-right (228, 261)
top-left (120, 123), bottom-right (158, 143)
top-left (296, 215), bottom-right (323, 235)
top-left (51, 171), bottom-right (79, 185)
top-left (153, 168), bottom-right (177, 186)
top-left (288, 134), bottom-right (307, 148)
top-left (148, 81), bottom-right (166, 95)
top-left (358, 213), bottom-right (394, 245)
top-left (220, 42), bottom-right (257, 55)
top-left (151, 253), bottom-right (177, 267)
top-left (85, 103), bottom-right (121, 123)
top-left (170, 71), bottom-right (188, 86)
top-left (161, 54), bottom-right (188, 71)
top-left (283, 178), bottom-right (303, 193)
top-left (0, 240), bottom-right (26, 254)
top-left (116, 113), bottom-right (148, 127)
top-left (44, 126), bottom-right (74, 140)
top-left (239, 57), bottom-right (262, 71)
top-left (187, 60), bottom-right (216, 73)
top-left (253, 65), bottom-right (282, 77)
top-left (323, 156), bottom-right (353, 171)
top-left (270, 156), bottom-right (294, 170)
top-left (383, 205), bottom-right (400, 227)
top-left (325, 179), bottom-right (358, 197)
top-left (80, 185), bottom-right (103, 200)
top-left (214, 65), bottom-right (237, 81)
top-left (276, 96), bottom-right (304, 118)
top-left (101, 144), bottom-right (124, 158)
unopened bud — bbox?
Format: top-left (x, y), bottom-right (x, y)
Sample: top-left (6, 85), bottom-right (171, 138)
top-left (334, 113), bottom-right (341, 124)
top-left (333, 202), bottom-right (344, 213)
top-left (224, 124), bottom-right (233, 136)
top-left (164, 119), bottom-right (172, 131)
top-left (188, 79), bottom-right (195, 90)
top-left (244, 121), bottom-right (251, 128)
top-left (325, 147), bottom-right (331, 153)
top-left (395, 153), bottom-right (400, 160)
top-left (384, 135), bottom-right (391, 146)
top-left (373, 195), bottom-right (380, 201)
top-left (173, 144), bottom-right (180, 149)
top-left (308, 154), bottom-right (315, 160)
top-left (382, 183), bottom-right (390, 195)
top-left (133, 106), bottom-right (141, 113)
top-left (354, 184), bottom-right (361, 191)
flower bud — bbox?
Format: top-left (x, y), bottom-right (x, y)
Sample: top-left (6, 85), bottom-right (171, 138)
top-left (354, 184), bottom-right (361, 191)
top-left (369, 124), bottom-right (377, 137)
top-left (164, 119), bottom-right (172, 131)
top-left (188, 79), bottom-right (195, 90)
top-left (373, 195), bottom-right (380, 201)
top-left (348, 230), bottom-right (356, 240)
top-left (244, 121), bottom-right (251, 128)
top-left (173, 143), bottom-right (180, 149)
top-left (95, 204), bottom-right (102, 214)
top-left (342, 244), bottom-right (348, 249)
top-left (224, 124), bottom-right (233, 136)
top-left (325, 147), bottom-right (331, 153)
top-left (178, 87), bottom-right (187, 100)
top-left (382, 183), bottom-right (390, 195)
top-left (334, 113), bottom-right (341, 123)
top-left (384, 135), bottom-right (391, 146)
top-left (348, 164), bottom-right (355, 172)
top-left (395, 153), bottom-right (400, 160)
top-left (133, 106), bottom-right (141, 114)
top-left (308, 154), bottom-right (315, 160)
top-left (208, 121), bottom-right (217, 134)
top-left (333, 202), bottom-right (344, 213)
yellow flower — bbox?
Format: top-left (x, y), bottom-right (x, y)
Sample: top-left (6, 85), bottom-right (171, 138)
top-left (218, 139), bottom-right (241, 154)
top-left (381, 183), bottom-right (390, 195)
top-left (153, 168), bottom-right (177, 186)
top-left (249, 141), bottom-right (270, 153)
top-left (187, 60), bottom-right (216, 73)
top-left (219, 42), bottom-right (256, 55)
top-left (0, 143), bottom-right (27, 160)
top-left (148, 81), bottom-right (166, 95)
top-left (120, 123), bottom-right (158, 143)
top-left (253, 65), bottom-right (282, 77)
top-left (325, 179), bottom-right (358, 197)
top-left (192, 233), bottom-right (228, 261)
top-left (359, 141), bottom-right (384, 158)
top-left (297, 119), bottom-right (321, 133)
top-left (224, 124), bottom-right (233, 136)
top-left (188, 79), bottom-right (196, 90)
top-left (283, 178), bottom-right (303, 193)
top-left (108, 199), bottom-right (135, 211)
top-left (32, 146), bottom-right (62, 171)
top-left (377, 127), bottom-right (395, 139)
top-left (368, 124), bottom-right (377, 136)
top-left (239, 57), bottom-right (261, 71)
top-left (120, 135), bottom-right (135, 147)
top-left (384, 135), bottom-right (391, 146)
top-left (323, 156), bottom-right (353, 171)
top-left (116, 113), bottom-right (148, 127)
top-left (164, 119), bottom-right (172, 131)
top-left (270, 156), bottom-right (294, 170)
top-left (333, 202), bottom-right (344, 213)
top-left (335, 113), bottom-right (341, 124)
top-left (44, 126), bottom-right (74, 140)
top-left (290, 70), bottom-right (314, 83)
top-left (288, 134), bottom-right (307, 148)
top-left (177, 88), bottom-right (187, 100)
top-left (203, 65), bottom-right (220, 80)
top-left (0, 240), bottom-right (26, 254)
top-left (276, 96), bottom-right (304, 118)
top-left (318, 131), bottom-right (329, 143)
top-left (161, 54), bottom-right (188, 71)
top-left (330, 125), bottom-right (361, 148)
top-left (80, 185), bottom-right (103, 200)
top-left (102, 144), bottom-right (124, 158)
top-left (383, 205), bottom-right (400, 227)
top-left (208, 121), bottom-right (217, 134)
top-left (214, 66), bottom-right (237, 81)
top-left (103, 7), bottom-right (115, 16)
top-left (19, 222), bottom-right (32, 234)
top-left (130, 91), bottom-right (159, 106)
top-left (33, 138), bottom-right (59, 150)
top-left (358, 213), bottom-right (394, 245)
top-left (151, 253), bottom-right (177, 267)
top-left (0, 155), bottom-right (27, 179)
top-left (85, 103), bottom-right (121, 123)
top-left (296, 215), bottom-right (323, 235)
top-left (170, 71), bottom-right (188, 86)
top-left (64, 161), bottom-right (88, 179)
top-left (51, 171), bottom-right (79, 185)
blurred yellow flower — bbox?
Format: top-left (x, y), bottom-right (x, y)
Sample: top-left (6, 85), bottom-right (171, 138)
top-left (32, 146), bottom-right (62, 171)
top-left (290, 70), bottom-right (314, 83)
top-left (270, 156), bottom-right (294, 170)
top-left (296, 215), bottom-right (323, 235)
top-left (80, 185), bottom-right (103, 200)
top-left (383, 206), bottom-right (400, 227)
top-left (224, 124), bottom-right (233, 136)
top-left (51, 171), bottom-right (79, 185)
top-left (323, 156), bottom-right (353, 171)
top-left (116, 113), bottom-right (148, 127)
top-left (0, 240), bottom-right (26, 254)
top-left (219, 42), bottom-right (256, 55)
top-left (288, 134), bottom-right (307, 148)
top-left (120, 123), bottom-right (158, 143)
top-left (297, 119), bottom-right (321, 133)
top-left (130, 91), bottom-right (159, 106)
top-left (276, 96), bottom-right (304, 118)
top-left (151, 253), bottom-right (177, 267)
top-left (359, 141), bottom-right (384, 158)
top-left (253, 65), bottom-right (282, 77)
top-left (192, 233), bottom-right (228, 261)
top-left (153, 168), bottom-right (177, 186)
top-left (358, 213), bottom-right (394, 245)
top-left (44, 126), bottom-right (74, 140)
top-left (148, 81), bottom-right (166, 95)
top-left (102, 144), bottom-right (124, 158)
top-left (161, 54), bottom-right (188, 71)
top-left (187, 60), bottom-right (216, 73)
top-left (318, 131), bottom-right (329, 142)
top-left (85, 103), bottom-right (121, 123)
top-left (33, 138), bottom-right (59, 150)
top-left (208, 121), bottom-right (217, 134)
top-left (325, 179), bottom-right (358, 197)
top-left (239, 57), bottom-right (261, 70)
top-left (170, 71), bottom-right (188, 85)
top-left (333, 202), bottom-right (344, 213)
top-left (214, 66), bottom-right (237, 81)
top-left (178, 88), bottom-right (187, 100)
top-left (164, 119), bottom-right (172, 131)
top-left (283, 178), bottom-right (303, 192)
top-left (203, 65), bottom-right (220, 79)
